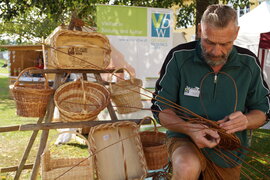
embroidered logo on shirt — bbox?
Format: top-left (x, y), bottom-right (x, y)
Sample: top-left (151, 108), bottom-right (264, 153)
top-left (184, 86), bottom-right (200, 97)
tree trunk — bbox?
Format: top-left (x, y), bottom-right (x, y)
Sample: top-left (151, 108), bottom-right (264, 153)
top-left (195, 0), bottom-right (218, 39)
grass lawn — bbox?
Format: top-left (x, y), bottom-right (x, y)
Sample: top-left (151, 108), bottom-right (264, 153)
top-left (0, 60), bottom-right (89, 180)
top-left (0, 58), bottom-right (269, 179)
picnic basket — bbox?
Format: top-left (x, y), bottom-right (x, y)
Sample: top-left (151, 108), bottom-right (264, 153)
top-left (109, 68), bottom-right (143, 114)
top-left (88, 121), bottom-right (147, 180)
top-left (139, 117), bottom-right (168, 170)
top-left (41, 131), bottom-right (93, 180)
top-left (54, 79), bottom-right (110, 122)
top-left (46, 28), bottom-right (111, 69)
top-left (9, 67), bottom-right (54, 117)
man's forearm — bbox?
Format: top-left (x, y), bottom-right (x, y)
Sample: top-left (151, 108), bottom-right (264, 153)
top-left (159, 109), bottom-right (195, 136)
top-left (246, 110), bottom-right (267, 129)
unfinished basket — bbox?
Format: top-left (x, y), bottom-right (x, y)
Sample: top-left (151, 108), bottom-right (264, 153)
top-left (54, 79), bottom-right (110, 122)
top-left (109, 68), bottom-right (143, 114)
top-left (88, 121), bottom-right (147, 180)
top-left (46, 28), bottom-right (111, 69)
top-left (41, 131), bottom-right (93, 180)
top-left (9, 67), bottom-right (54, 117)
top-left (139, 117), bottom-right (168, 170)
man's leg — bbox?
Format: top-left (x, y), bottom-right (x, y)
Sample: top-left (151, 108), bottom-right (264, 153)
top-left (167, 137), bottom-right (206, 180)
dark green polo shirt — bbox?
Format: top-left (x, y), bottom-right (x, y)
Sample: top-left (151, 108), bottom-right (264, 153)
top-left (151, 41), bottom-right (270, 168)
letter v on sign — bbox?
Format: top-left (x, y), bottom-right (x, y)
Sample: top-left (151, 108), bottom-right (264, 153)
top-left (152, 13), bottom-right (164, 28)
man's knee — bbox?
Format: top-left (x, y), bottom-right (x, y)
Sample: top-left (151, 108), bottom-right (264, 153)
top-left (171, 146), bottom-right (202, 179)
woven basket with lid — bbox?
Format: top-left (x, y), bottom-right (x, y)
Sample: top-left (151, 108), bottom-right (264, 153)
top-left (46, 28), bottom-right (111, 69)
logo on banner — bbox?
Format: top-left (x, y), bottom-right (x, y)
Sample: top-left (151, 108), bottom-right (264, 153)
top-left (151, 13), bottom-right (170, 38)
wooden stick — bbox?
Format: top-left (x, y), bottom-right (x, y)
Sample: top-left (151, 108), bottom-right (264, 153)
top-left (0, 119), bottom-right (151, 132)
top-left (14, 117), bottom-right (44, 180)
top-left (0, 125), bottom-right (20, 132)
top-left (30, 73), bottom-right (62, 180)
top-left (0, 164), bottom-right (33, 173)
top-left (94, 73), bottom-right (118, 120)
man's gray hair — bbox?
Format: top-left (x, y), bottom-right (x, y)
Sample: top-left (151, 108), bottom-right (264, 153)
top-left (201, 4), bottom-right (238, 28)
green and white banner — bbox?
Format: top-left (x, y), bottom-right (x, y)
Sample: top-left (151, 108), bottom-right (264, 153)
top-left (97, 5), bottom-right (173, 84)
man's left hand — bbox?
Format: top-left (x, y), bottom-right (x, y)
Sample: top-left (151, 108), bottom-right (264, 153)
top-left (218, 111), bottom-right (248, 134)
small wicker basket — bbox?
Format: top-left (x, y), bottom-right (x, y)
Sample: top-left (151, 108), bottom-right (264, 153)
top-left (41, 131), bottom-right (93, 180)
top-left (9, 67), bottom-right (54, 117)
top-left (139, 117), bottom-right (168, 170)
top-left (109, 68), bottom-right (143, 114)
top-left (54, 79), bottom-right (110, 122)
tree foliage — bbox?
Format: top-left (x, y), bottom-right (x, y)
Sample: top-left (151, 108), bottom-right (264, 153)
top-left (0, 0), bottom-right (253, 44)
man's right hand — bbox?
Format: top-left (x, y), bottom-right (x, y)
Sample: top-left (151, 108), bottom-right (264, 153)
top-left (187, 124), bottom-right (220, 148)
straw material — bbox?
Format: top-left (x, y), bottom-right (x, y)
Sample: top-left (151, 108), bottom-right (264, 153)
top-left (46, 28), bottom-right (111, 69)
top-left (88, 121), bottom-right (147, 180)
top-left (54, 80), bottom-right (110, 122)
top-left (139, 117), bottom-right (168, 170)
top-left (41, 131), bottom-right (93, 180)
top-left (9, 67), bottom-right (54, 117)
top-left (109, 68), bottom-right (143, 114)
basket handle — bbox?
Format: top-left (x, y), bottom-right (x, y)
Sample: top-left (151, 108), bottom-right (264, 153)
top-left (108, 67), bottom-right (134, 83)
top-left (80, 78), bottom-right (88, 113)
top-left (108, 68), bottom-right (135, 91)
top-left (14, 67), bottom-right (49, 89)
top-left (43, 131), bottom-right (91, 154)
top-left (139, 116), bottom-right (158, 133)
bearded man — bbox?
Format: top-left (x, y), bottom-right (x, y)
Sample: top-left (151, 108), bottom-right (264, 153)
top-left (151, 4), bottom-right (270, 180)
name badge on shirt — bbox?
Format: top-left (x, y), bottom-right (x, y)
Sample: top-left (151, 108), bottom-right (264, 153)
top-left (184, 86), bottom-right (200, 97)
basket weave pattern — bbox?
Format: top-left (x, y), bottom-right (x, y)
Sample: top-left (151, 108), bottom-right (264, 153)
top-left (41, 131), bottom-right (93, 180)
top-left (48, 29), bottom-right (111, 69)
top-left (88, 121), bottom-right (148, 180)
top-left (139, 117), bottom-right (168, 170)
top-left (10, 67), bottom-right (54, 117)
top-left (109, 68), bottom-right (143, 114)
top-left (54, 80), bottom-right (110, 122)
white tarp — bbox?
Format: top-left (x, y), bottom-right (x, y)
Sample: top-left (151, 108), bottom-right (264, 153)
top-left (234, 0), bottom-right (270, 55)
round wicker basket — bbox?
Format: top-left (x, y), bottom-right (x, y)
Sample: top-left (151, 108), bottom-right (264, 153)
top-left (139, 117), bottom-right (168, 170)
top-left (9, 67), bottom-right (54, 117)
top-left (54, 80), bottom-right (110, 122)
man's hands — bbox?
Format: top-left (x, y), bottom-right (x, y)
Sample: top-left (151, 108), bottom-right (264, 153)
top-left (187, 124), bottom-right (220, 149)
top-left (218, 111), bottom-right (248, 134)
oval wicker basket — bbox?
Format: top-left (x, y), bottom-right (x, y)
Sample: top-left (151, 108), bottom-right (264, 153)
top-left (54, 80), bottom-right (110, 122)
top-left (9, 67), bottom-right (54, 117)
top-left (109, 68), bottom-right (143, 114)
top-left (47, 29), bottom-right (111, 69)
top-left (139, 117), bottom-right (168, 170)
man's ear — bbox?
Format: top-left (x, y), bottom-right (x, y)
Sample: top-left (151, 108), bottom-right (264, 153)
top-left (197, 23), bottom-right (202, 38)
top-left (234, 26), bottom-right (240, 40)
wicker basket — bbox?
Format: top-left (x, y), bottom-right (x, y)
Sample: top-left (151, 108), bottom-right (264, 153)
top-left (54, 79), bottom-right (110, 122)
top-left (41, 131), bottom-right (93, 180)
top-left (9, 67), bottom-right (54, 117)
top-left (109, 68), bottom-right (143, 114)
top-left (46, 28), bottom-right (111, 69)
top-left (139, 117), bottom-right (168, 170)
top-left (88, 121), bottom-right (147, 180)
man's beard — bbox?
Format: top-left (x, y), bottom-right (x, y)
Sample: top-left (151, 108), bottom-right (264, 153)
top-left (201, 44), bottom-right (230, 67)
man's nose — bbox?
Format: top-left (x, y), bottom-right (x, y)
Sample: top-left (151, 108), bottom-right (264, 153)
top-left (211, 44), bottom-right (223, 56)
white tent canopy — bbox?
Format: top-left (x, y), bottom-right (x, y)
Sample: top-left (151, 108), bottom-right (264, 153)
top-left (234, 0), bottom-right (270, 55)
